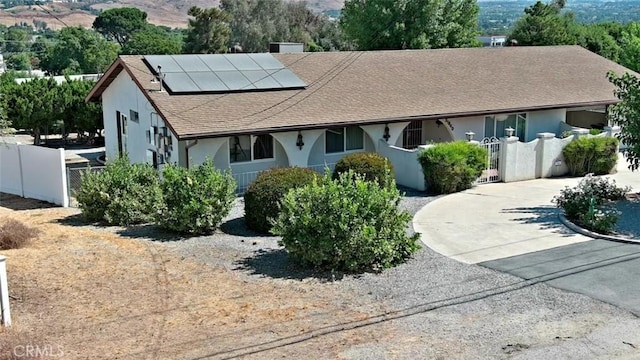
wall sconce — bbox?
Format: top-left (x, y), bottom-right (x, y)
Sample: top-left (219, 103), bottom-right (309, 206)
top-left (435, 119), bottom-right (443, 128)
top-left (296, 131), bottom-right (304, 150)
top-left (383, 125), bottom-right (391, 142)
top-left (465, 131), bottom-right (475, 141)
top-left (505, 127), bottom-right (515, 137)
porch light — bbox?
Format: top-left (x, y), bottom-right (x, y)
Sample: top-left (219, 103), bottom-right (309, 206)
top-left (383, 125), bottom-right (391, 142)
top-left (505, 127), bottom-right (515, 137)
top-left (465, 131), bottom-right (475, 141)
top-left (296, 131), bottom-right (304, 150)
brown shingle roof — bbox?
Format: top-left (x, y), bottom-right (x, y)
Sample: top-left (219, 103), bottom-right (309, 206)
top-left (88, 46), bottom-right (637, 140)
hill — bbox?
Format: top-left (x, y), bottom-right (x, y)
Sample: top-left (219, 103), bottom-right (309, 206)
top-left (0, 0), bottom-right (344, 30)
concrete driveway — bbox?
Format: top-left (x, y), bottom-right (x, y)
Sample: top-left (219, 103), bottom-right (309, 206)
top-left (414, 155), bottom-right (640, 314)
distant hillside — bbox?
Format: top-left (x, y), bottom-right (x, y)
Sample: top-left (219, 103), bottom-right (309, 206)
top-left (0, 0), bottom-right (344, 30)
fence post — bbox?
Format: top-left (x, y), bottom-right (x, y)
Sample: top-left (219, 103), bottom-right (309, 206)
top-left (0, 255), bottom-right (11, 327)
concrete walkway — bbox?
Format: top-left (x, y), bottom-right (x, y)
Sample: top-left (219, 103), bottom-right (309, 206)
top-left (414, 155), bottom-right (640, 314)
top-left (414, 155), bottom-right (639, 264)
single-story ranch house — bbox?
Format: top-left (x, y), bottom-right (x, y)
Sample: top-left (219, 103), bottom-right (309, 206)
top-left (86, 45), bottom-right (635, 190)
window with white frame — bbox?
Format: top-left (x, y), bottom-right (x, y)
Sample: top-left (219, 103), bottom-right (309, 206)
top-left (230, 134), bottom-right (274, 163)
top-left (325, 126), bottom-right (364, 154)
top-left (484, 113), bottom-right (527, 140)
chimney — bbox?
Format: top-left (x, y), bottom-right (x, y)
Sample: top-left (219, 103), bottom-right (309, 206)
top-left (269, 42), bottom-right (304, 54)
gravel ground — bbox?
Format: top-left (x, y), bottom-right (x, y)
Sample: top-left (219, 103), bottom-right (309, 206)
top-left (164, 189), bottom-right (640, 359)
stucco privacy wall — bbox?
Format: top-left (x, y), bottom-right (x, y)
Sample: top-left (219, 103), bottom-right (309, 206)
top-left (0, 143), bottom-right (68, 206)
top-left (499, 127), bottom-right (618, 183)
top-left (378, 140), bottom-right (425, 191)
top-left (102, 71), bottom-right (179, 166)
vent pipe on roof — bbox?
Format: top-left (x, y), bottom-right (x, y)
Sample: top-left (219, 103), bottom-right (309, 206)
top-left (157, 65), bottom-right (164, 92)
top-left (269, 42), bottom-right (304, 53)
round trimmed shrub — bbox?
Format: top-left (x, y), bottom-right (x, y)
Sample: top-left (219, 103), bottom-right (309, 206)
top-left (332, 152), bottom-right (394, 187)
top-left (418, 141), bottom-right (487, 194)
top-left (76, 156), bottom-right (162, 226)
top-left (156, 159), bottom-right (236, 235)
top-left (272, 171), bottom-right (421, 272)
top-left (244, 167), bottom-right (319, 233)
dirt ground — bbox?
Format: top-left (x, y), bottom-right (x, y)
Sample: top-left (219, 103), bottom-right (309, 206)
top-left (0, 197), bottom-right (395, 359)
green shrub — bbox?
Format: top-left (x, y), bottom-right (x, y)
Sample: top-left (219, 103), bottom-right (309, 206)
top-left (332, 152), bottom-right (394, 187)
top-left (418, 141), bottom-right (487, 194)
top-left (0, 218), bottom-right (39, 250)
top-left (244, 167), bottom-right (319, 233)
top-left (589, 128), bottom-right (604, 135)
top-left (156, 159), bottom-right (236, 235)
top-left (553, 175), bottom-right (629, 234)
top-left (272, 170), bottom-right (420, 272)
top-left (562, 137), bottom-right (618, 176)
top-left (76, 156), bottom-right (161, 226)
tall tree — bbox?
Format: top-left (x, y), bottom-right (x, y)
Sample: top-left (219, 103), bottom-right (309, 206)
top-left (340, 0), bottom-right (480, 50)
top-left (3, 78), bottom-right (59, 145)
top-left (121, 25), bottom-right (183, 55)
top-left (608, 71), bottom-right (640, 171)
top-left (92, 7), bottom-right (148, 46)
top-left (4, 26), bottom-right (29, 53)
top-left (57, 79), bottom-right (103, 140)
top-left (183, 6), bottom-right (231, 54)
top-left (508, 1), bottom-right (577, 46)
top-left (619, 22), bottom-right (640, 73)
top-left (40, 27), bottom-right (119, 75)
top-left (222, 0), bottom-right (350, 52)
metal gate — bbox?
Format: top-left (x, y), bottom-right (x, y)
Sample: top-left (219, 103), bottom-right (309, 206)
top-left (476, 137), bottom-right (501, 184)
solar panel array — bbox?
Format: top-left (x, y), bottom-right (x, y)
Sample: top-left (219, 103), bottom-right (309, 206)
top-left (143, 53), bottom-right (306, 94)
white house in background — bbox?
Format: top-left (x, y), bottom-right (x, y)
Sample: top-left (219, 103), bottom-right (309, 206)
top-left (86, 45), bottom-right (636, 190)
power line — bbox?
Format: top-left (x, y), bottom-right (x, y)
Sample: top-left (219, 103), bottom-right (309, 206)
top-left (35, 3), bottom-right (70, 28)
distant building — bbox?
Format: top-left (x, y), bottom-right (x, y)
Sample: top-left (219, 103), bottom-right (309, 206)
top-left (15, 73), bottom-right (101, 85)
top-left (0, 55), bottom-right (5, 74)
top-left (477, 36), bottom-right (507, 48)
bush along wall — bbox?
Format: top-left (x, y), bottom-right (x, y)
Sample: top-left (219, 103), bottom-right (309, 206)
top-left (156, 159), bottom-right (236, 235)
top-left (553, 175), bottom-right (629, 234)
top-left (563, 136), bottom-right (618, 176)
top-left (244, 167), bottom-right (319, 233)
top-left (272, 170), bottom-right (420, 273)
top-left (332, 152), bottom-right (394, 187)
top-left (418, 141), bottom-right (487, 194)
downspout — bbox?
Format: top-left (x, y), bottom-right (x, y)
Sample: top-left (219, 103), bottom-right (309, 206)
top-left (185, 140), bottom-right (198, 169)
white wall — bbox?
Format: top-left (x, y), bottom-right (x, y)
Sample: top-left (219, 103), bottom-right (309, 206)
top-left (0, 143), bottom-right (68, 206)
top-left (378, 140), bottom-right (425, 191)
top-left (527, 109), bottom-right (566, 141)
top-left (102, 71), bottom-right (179, 166)
top-left (447, 116), bottom-right (485, 141)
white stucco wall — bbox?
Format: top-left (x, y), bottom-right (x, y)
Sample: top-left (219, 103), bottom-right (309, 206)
top-left (378, 140), bottom-right (425, 191)
top-left (0, 143), bottom-right (68, 206)
top-left (102, 71), bottom-right (179, 166)
top-left (447, 116), bottom-right (485, 141)
top-left (527, 109), bottom-right (566, 141)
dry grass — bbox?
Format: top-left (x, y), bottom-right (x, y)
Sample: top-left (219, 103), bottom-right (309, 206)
top-left (0, 203), bottom-right (395, 359)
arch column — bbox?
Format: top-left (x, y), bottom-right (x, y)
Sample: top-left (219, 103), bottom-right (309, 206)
top-left (361, 122), bottom-right (409, 151)
top-left (271, 129), bottom-right (324, 167)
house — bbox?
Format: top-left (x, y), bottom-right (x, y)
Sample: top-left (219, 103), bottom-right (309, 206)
top-left (86, 45), bottom-right (635, 190)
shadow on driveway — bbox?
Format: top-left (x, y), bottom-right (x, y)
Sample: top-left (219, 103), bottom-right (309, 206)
top-left (501, 205), bottom-right (576, 237)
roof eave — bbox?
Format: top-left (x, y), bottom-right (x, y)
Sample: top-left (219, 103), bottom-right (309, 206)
top-left (85, 57), bottom-right (127, 103)
top-left (176, 99), bottom-right (617, 140)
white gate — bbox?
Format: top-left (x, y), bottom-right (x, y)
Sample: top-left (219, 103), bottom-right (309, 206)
top-left (476, 137), bottom-right (501, 184)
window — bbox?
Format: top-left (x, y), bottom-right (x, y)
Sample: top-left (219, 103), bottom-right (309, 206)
top-left (402, 120), bottom-right (423, 149)
top-left (253, 134), bottom-right (274, 160)
top-left (484, 113), bottom-right (527, 141)
top-left (130, 110), bottom-right (139, 123)
top-left (325, 126), bottom-right (363, 154)
top-left (230, 134), bottom-right (274, 163)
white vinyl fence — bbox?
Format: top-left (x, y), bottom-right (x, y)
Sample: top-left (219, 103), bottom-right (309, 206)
top-left (0, 143), bottom-right (68, 207)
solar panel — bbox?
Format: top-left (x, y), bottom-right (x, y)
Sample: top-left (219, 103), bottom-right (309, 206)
top-left (248, 53), bottom-right (285, 70)
top-left (215, 71), bottom-right (254, 90)
top-left (143, 53), bottom-right (305, 94)
top-left (271, 69), bottom-right (307, 88)
top-left (222, 54), bottom-right (261, 71)
top-left (171, 55), bottom-right (210, 72)
top-left (163, 73), bottom-right (199, 92)
top-left (189, 72), bottom-right (228, 92)
top-left (144, 55), bottom-right (183, 73)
